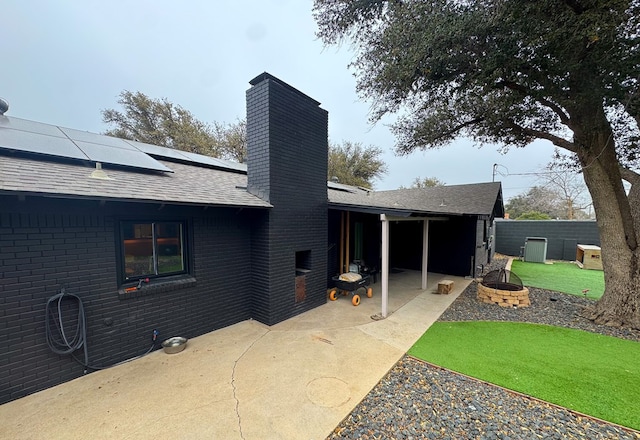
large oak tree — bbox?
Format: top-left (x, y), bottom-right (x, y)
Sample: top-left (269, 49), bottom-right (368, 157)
top-left (314, 0), bottom-right (640, 328)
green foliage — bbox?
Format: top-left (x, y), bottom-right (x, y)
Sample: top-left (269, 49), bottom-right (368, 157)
top-left (504, 180), bottom-right (589, 220)
top-left (328, 140), bottom-right (387, 188)
top-left (409, 176), bottom-right (445, 188)
top-left (511, 260), bottom-right (604, 299)
top-left (104, 94), bottom-right (385, 184)
top-left (409, 321), bottom-right (640, 430)
top-left (506, 186), bottom-right (562, 219)
top-left (516, 210), bottom-right (552, 220)
top-left (212, 118), bottom-right (247, 162)
top-left (102, 91), bottom-right (247, 161)
top-left (506, 177), bottom-right (592, 219)
top-left (314, 0), bottom-right (640, 324)
top-left (314, 0), bottom-right (639, 159)
top-left (102, 91), bottom-right (219, 156)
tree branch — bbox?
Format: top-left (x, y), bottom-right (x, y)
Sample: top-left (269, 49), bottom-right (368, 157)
top-left (440, 117), bottom-right (486, 140)
top-left (619, 166), bottom-right (640, 186)
top-left (497, 80), bottom-right (573, 129)
top-left (507, 121), bottom-right (578, 152)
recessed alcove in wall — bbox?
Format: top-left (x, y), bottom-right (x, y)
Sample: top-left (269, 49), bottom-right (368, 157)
top-left (296, 250), bottom-right (311, 273)
top-left (295, 250), bottom-right (312, 303)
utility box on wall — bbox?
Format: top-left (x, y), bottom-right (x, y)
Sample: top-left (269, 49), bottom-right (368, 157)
top-left (524, 237), bottom-right (548, 263)
top-left (576, 244), bottom-right (603, 270)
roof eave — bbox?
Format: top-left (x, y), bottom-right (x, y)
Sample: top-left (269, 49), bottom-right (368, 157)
top-left (0, 190), bottom-right (273, 209)
top-left (328, 202), bottom-right (414, 217)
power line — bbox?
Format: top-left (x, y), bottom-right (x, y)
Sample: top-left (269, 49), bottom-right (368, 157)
top-left (493, 162), bottom-right (568, 180)
top-left (506, 171), bottom-right (559, 176)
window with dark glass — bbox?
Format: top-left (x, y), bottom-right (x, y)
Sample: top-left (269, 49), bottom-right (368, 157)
top-left (121, 221), bottom-right (186, 281)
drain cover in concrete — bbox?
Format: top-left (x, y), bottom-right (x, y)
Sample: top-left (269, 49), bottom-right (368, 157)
top-left (306, 377), bottom-right (351, 408)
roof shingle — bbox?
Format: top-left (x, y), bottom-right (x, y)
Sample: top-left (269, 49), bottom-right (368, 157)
top-left (328, 182), bottom-right (503, 217)
top-left (0, 116), bottom-right (502, 215)
top-left (0, 155), bottom-right (271, 208)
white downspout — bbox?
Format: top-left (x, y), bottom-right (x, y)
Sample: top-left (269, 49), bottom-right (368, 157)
top-left (380, 214), bottom-right (389, 318)
top-left (422, 219), bottom-right (429, 290)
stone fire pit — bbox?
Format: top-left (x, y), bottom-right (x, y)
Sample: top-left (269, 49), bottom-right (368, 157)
top-left (477, 269), bottom-right (530, 308)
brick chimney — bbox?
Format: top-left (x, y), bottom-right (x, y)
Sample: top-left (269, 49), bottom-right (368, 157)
top-left (246, 73), bottom-right (328, 325)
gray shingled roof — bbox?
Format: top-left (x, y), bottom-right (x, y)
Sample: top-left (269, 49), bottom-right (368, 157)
top-left (0, 154), bottom-right (271, 208)
top-left (328, 182), bottom-right (504, 217)
top-left (0, 116), bottom-right (502, 214)
top-left (1, 149), bottom-right (502, 213)
top-left (0, 115), bottom-right (269, 208)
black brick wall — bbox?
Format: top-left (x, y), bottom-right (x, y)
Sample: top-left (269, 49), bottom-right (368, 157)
top-left (246, 73), bottom-right (328, 325)
top-left (2, 72), bottom-right (333, 402)
top-left (494, 219), bottom-right (600, 260)
top-left (0, 195), bottom-right (257, 404)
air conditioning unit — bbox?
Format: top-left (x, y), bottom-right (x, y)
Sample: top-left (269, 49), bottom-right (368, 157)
top-left (524, 237), bottom-right (547, 263)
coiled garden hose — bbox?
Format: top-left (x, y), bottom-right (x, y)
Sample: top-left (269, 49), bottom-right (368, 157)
top-left (45, 288), bottom-right (90, 371)
top-left (45, 288), bottom-right (156, 373)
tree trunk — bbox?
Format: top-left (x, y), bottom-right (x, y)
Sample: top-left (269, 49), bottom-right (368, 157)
top-left (577, 134), bottom-right (640, 330)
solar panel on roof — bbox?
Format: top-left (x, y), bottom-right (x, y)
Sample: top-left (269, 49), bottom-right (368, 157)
top-left (327, 181), bottom-right (359, 193)
top-left (217, 159), bottom-right (247, 172)
top-left (0, 115), bottom-right (248, 175)
top-left (128, 138), bottom-right (247, 173)
top-left (59, 127), bottom-right (138, 150)
top-left (0, 115), bottom-right (68, 137)
top-left (74, 141), bottom-right (173, 172)
top-left (177, 150), bottom-right (224, 166)
top-left (125, 139), bottom-right (193, 161)
top-left (178, 150), bottom-right (248, 172)
top-left (0, 116), bottom-right (173, 173)
top-left (0, 124), bottom-right (89, 160)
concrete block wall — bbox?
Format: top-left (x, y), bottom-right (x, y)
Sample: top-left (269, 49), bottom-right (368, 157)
top-left (246, 73), bottom-right (328, 325)
top-left (0, 196), bottom-right (256, 404)
top-left (494, 219), bottom-right (600, 260)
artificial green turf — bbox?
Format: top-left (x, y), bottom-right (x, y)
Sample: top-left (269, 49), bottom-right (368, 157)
top-left (408, 321), bottom-right (640, 430)
top-left (511, 260), bottom-right (604, 299)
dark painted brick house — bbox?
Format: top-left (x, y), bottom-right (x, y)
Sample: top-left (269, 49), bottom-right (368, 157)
top-left (0, 73), bottom-right (504, 404)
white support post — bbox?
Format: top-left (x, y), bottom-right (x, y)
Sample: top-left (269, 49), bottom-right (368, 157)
top-left (380, 214), bottom-right (389, 318)
top-left (422, 219), bottom-right (429, 290)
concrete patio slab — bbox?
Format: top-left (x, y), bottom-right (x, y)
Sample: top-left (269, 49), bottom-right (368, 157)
top-left (0, 271), bottom-right (470, 440)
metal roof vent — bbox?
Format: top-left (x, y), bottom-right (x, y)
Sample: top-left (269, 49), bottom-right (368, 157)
top-left (0, 98), bottom-right (8, 115)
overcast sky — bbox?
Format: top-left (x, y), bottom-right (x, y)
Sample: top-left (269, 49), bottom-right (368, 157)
top-left (2, 0), bottom-right (560, 201)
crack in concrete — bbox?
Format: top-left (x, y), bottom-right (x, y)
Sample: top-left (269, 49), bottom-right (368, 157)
top-left (231, 330), bottom-right (269, 440)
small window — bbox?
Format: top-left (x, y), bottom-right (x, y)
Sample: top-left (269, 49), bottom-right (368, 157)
top-left (121, 221), bottom-right (186, 281)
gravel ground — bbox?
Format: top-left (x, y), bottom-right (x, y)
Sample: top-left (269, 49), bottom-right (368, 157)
top-left (328, 257), bottom-right (640, 439)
